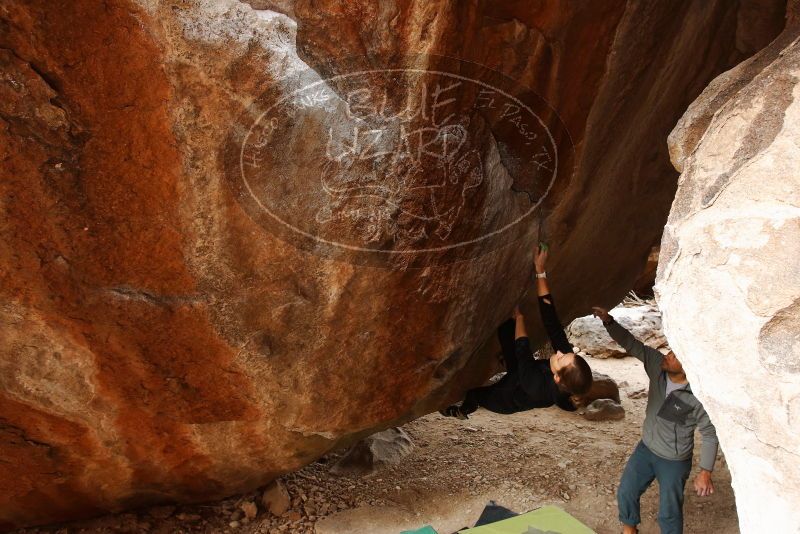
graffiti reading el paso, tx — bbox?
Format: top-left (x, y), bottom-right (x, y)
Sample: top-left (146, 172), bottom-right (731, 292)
top-left (232, 60), bottom-right (570, 266)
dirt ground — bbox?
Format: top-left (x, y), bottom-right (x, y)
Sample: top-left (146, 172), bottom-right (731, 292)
top-left (17, 356), bottom-right (739, 534)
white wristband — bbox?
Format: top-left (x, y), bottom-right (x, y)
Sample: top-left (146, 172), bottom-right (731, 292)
top-left (535, 272), bottom-right (547, 279)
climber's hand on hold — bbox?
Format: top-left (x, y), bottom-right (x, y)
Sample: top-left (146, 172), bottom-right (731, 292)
top-left (534, 243), bottom-right (548, 274)
top-left (694, 469), bottom-right (714, 497)
top-left (592, 307), bottom-right (612, 324)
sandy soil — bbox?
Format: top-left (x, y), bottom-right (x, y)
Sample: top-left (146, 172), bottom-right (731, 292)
top-left (17, 356), bottom-right (738, 534)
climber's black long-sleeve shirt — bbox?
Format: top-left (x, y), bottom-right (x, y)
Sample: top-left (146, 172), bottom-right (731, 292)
top-left (515, 293), bottom-right (576, 411)
top-left (513, 336), bottom-right (576, 412)
top-left (538, 293), bottom-right (574, 354)
top-left (513, 290), bottom-right (576, 412)
top-left (460, 294), bottom-right (577, 415)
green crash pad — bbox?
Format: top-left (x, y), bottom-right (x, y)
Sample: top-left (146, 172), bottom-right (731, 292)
top-left (460, 505), bottom-right (595, 534)
top-left (400, 526), bottom-right (438, 534)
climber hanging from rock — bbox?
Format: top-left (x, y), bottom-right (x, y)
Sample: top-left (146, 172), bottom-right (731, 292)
top-left (440, 244), bottom-right (593, 419)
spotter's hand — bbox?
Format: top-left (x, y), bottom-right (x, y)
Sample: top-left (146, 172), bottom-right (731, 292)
top-left (694, 470), bottom-right (714, 497)
top-left (592, 307), bottom-right (612, 323)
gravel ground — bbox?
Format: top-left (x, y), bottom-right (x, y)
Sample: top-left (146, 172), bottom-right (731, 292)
top-left (16, 357), bottom-right (738, 534)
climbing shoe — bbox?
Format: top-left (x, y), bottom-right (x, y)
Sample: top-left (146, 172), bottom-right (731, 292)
top-left (439, 405), bottom-right (468, 420)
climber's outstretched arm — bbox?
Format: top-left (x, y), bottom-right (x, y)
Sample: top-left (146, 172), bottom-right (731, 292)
top-left (513, 306), bottom-right (527, 340)
top-left (534, 245), bottom-right (573, 354)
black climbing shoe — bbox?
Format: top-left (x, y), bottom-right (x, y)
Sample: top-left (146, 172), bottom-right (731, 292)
top-left (439, 405), bottom-right (468, 420)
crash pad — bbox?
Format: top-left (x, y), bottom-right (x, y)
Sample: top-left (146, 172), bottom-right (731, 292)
top-left (400, 526), bottom-right (438, 534)
top-left (459, 505), bottom-right (594, 534)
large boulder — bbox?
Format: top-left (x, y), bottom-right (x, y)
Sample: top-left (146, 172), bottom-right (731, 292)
top-left (567, 303), bottom-right (667, 359)
top-left (571, 371), bottom-right (621, 407)
top-left (0, 0), bottom-right (786, 528)
top-left (658, 5), bottom-right (800, 531)
top-left (582, 399), bottom-right (625, 422)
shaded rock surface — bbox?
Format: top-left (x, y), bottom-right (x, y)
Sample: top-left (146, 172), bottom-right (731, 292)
top-left (0, 0), bottom-right (787, 528)
top-left (632, 246), bottom-right (660, 298)
top-left (658, 4), bottom-right (800, 531)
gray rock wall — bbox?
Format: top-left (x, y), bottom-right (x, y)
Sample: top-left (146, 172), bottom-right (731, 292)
top-left (658, 11), bottom-right (800, 531)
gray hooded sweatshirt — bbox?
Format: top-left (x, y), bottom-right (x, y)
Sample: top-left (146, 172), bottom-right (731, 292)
top-left (605, 320), bottom-right (719, 471)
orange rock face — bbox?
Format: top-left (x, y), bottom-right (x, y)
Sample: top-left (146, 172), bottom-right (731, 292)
top-left (0, 0), bottom-right (785, 528)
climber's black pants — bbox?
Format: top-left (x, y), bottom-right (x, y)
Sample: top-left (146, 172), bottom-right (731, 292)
top-left (460, 319), bottom-right (522, 415)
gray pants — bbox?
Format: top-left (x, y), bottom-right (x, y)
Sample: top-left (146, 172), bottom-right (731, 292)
top-left (618, 441), bottom-right (692, 534)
